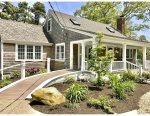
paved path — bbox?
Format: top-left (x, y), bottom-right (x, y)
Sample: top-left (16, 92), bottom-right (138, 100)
top-left (0, 69), bottom-right (72, 114)
top-left (138, 91), bottom-right (150, 114)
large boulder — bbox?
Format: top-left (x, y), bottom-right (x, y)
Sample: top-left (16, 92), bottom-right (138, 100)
top-left (31, 87), bottom-right (66, 106)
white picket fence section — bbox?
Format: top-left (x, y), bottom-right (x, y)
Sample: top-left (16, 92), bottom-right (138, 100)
top-left (112, 61), bottom-right (124, 71)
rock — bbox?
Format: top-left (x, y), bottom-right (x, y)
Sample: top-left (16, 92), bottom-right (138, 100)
top-left (31, 87), bottom-right (66, 106)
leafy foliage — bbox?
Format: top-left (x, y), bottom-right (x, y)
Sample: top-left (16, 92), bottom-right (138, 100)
top-left (123, 80), bottom-right (136, 93)
top-left (0, 79), bottom-right (12, 88)
top-left (27, 68), bottom-right (39, 75)
top-left (11, 71), bottom-right (21, 79)
top-left (87, 96), bottom-right (114, 114)
top-left (65, 83), bottom-right (88, 103)
top-left (0, 11), bottom-right (10, 19)
top-left (74, 2), bottom-right (150, 38)
top-left (64, 75), bottom-right (76, 84)
top-left (142, 72), bottom-right (150, 79)
top-left (121, 70), bottom-right (139, 81)
top-left (87, 32), bottom-right (114, 87)
top-left (38, 68), bottom-right (47, 74)
top-left (65, 103), bottom-right (80, 109)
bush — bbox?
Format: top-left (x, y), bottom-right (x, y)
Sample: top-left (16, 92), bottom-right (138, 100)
top-left (121, 70), bottom-right (139, 81)
top-left (64, 75), bottom-right (76, 84)
top-left (142, 72), bottom-right (150, 79)
top-left (27, 68), bottom-right (39, 75)
top-left (38, 68), bottom-right (47, 74)
top-left (0, 79), bottom-right (12, 88)
top-left (109, 74), bottom-right (121, 88)
top-left (87, 96), bottom-right (114, 114)
top-left (0, 12), bottom-right (10, 20)
top-left (11, 71), bottom-right (21, 79)
top-left (65, 103), bottom-right (80, 109)
top-left (65, 83), bottom-right (88, 103)
top-left (123, 80), bottom-right (136, 93)
top-left (112, 82), bottom-right (127, 100)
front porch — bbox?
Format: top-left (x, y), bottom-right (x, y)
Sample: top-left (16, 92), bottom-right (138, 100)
top-left (70, 38), bottom-right (150, 72)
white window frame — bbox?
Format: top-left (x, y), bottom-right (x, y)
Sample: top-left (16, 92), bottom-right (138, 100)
top-left (55, 43), bottom-right (65, 62)
top-left (15, 44), bottom-right (43, 61)
top-left (47, 18), bottom-right (52, 32)
top-left (126, 49), bottom-right (133, 59)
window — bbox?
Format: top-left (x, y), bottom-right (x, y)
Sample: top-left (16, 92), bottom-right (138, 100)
top-left (126, 49), bottom-right (133, 59)
top-left (16, 45), bottom-right (42, 61)
top-left (55, 43), bottom-right (65, 61)
top-left (47, 18), bottom-right (52, 31)
top-left (18, 45), bottom-right (25, 59)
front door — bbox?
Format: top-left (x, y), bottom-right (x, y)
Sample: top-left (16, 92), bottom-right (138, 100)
top-left (73, 44), bottom-right (78, 70)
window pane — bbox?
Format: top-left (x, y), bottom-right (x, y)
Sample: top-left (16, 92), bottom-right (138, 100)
top-left (57, 46), bottom-right (60, 52)
top-left (126, 49), bottom-right (129, 58)
top-left (61, 46), bottom-right (64, 52)
top-left (35, 53), bottom-right (41, 59)
top-left (27, 45), bottom-right (33, 59)
top-left (18, 45), bottom-right (25, 59)
top-left (35, 46), bottom-right (41, 59)
top-left (35, 46), bottom-right (41, 52)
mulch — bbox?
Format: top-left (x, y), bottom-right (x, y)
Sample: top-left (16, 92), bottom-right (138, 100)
top-left (30, 81), bottom-right (150, 114)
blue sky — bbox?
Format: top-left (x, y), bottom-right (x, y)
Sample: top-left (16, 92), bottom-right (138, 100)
top-left (12, 2), bottom-right (150, 40)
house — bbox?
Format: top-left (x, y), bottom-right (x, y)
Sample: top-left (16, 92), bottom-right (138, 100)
top-left (0, 9), bottom-right (150, 79)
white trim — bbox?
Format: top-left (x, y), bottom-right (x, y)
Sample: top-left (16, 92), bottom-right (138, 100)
top-left (55, 43), bottom-right (65, 62)
top-left (1, 42), bottom-right (3, 80)
top-left (70, 42), bottom-right (73, 69)
top-left (47, 18), bottom-right (52, 32)
top-left (15, 44), bottom-right (43, 61)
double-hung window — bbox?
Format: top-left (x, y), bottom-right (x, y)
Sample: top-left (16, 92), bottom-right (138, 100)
top-left (16, 44), bottom-right (42, 61)
top-left (55, 43), bottom-right (65, 61)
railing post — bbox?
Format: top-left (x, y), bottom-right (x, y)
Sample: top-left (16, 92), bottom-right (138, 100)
top-left (21, 60), bottom-right (25, 79)
top-left (47, 58), bottom-right (51, 73)
top-left (139, 65), bottom-right (143, 77)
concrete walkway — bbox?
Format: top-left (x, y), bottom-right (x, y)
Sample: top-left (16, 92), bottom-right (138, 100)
top-left (0, 69), bottom-right (72, 114)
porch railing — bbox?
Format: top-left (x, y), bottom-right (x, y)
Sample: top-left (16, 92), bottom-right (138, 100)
top-left (146, 60), bottom-right (150, 69)
top-left (126, 61), bottom-right (140, 70)
top-left (112, 61), bottom-right (124, 71)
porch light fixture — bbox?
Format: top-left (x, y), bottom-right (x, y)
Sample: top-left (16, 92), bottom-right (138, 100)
top-left (106, 27), bottom-right (115, 33)
top-left (70, 18), bottom-right (80, 26)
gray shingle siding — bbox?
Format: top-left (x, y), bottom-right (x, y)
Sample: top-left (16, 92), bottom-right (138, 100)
top-left (43, 12), bottom-right (91, 70)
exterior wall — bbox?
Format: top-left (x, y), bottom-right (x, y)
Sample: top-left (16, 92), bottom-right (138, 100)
top-left (43, 12), bottom-right (91, 70)
top-left (3, 43), bottom-right (52, 74)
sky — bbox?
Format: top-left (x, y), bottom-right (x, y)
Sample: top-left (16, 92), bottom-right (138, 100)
top-left (12, 2), bottom-right (150, 41)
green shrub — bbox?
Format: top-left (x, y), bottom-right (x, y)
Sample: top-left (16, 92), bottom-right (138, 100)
top-left (10, 71), bottom-right (21, 79)
top-left (121, 70), bottom-right (139, 81)
top-left (65, 83), bottom-right (88, 103)
top-left (64, 75), bottom-right (76, 84)
top-left (109, 74), bottom-right (121, 88)
top-left (0, 12), bottom-right (10, 20)
top-left (112, 82), bottom-right (127, 100)
top-left (87, 96), bottom-right (114, 114)
top-left (65, 103), bottom-right (80, 109)
top-left (38, 68), bottom-right (47, 74)
top-left (123, 80), bottom-right (136, 93)
top-left (0, 79), bottom-right (12, 88)
top-left (142, 72), bottom-right (150, 79)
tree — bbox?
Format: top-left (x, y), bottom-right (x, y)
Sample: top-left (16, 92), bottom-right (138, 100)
top-left (74, 2), bottom-right (150, 38)
top-left (139, 35), bottom-right (147, 41)
top-left (31, 2), bottom-right (45, 25)
top-left (18, 2), bottom-right (28, 23)
top-left (2, 2), bottom-right (18, 20)
top-left (87, 32), bottom-right (114, 86)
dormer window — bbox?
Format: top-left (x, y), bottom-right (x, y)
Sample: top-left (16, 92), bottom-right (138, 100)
top-left (47, 18), bottom-right (52, 31)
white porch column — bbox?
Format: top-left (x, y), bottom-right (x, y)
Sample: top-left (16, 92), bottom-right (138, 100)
top-left (70, 42), bottom-right (73, 69)
top-left (78, 44), bottom-right (80, 69)
top-left (143, 46), bottom-right (146, 69)
top-left (21, 60), bottom-right (25, 79)
top-left (122, 44), bottom-right (127, 70)
top-left (81, 42), bottom-right (85, 71)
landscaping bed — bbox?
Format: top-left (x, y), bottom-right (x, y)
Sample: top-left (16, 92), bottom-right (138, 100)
top-left (30, 81), bottom-right (150, 114)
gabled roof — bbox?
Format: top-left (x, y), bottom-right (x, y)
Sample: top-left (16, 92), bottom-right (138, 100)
top-left (0, 19), bottom-right (52, 45)
top-left (48, 9), bottom-right (127, 39)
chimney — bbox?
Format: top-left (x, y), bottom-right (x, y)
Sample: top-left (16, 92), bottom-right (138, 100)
top-left (117, 16), bottom-right (125, 34)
